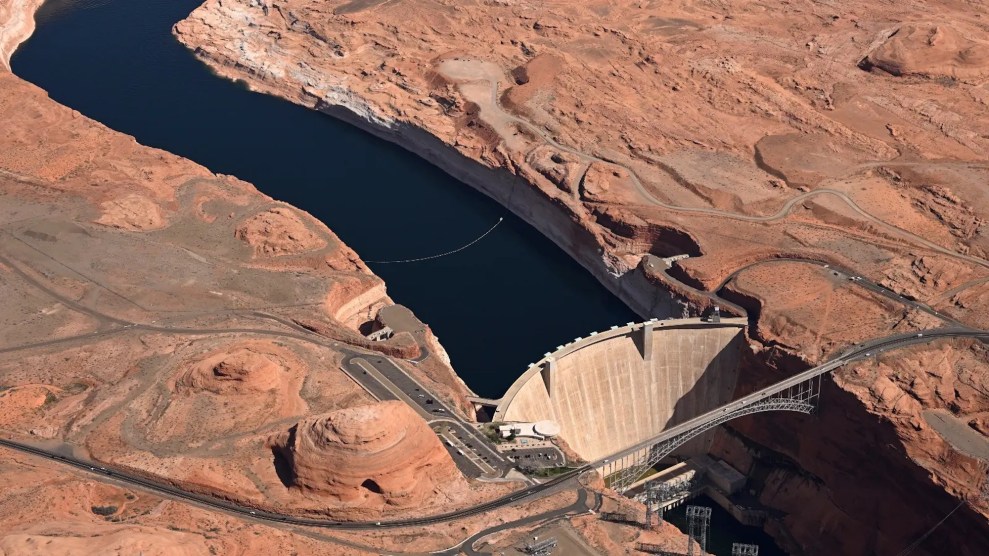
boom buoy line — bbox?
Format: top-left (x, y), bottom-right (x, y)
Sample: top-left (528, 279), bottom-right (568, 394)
top-left (364, 217), bottom-right (504, 264)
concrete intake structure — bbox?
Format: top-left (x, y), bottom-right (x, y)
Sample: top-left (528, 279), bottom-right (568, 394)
top-left (494, 318), bottom-right (747, 465)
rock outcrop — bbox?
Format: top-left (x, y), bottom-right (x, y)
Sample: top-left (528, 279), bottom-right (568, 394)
top-left (269, 401), bottom-right (463, 507)
top-left (862, 23), bottom-right (989, 80)
top-left (176, 343), bottom-right (288, 395)
top-left (235, 207), bottom-right (327, 257)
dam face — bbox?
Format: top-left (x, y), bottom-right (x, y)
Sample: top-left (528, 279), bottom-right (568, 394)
top-left (494, 318), bottom-right (747, 463)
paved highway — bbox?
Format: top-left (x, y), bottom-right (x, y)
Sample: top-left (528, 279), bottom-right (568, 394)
top-left (4, 239), bottom-right (989, 542)
top-left (3, 242), bottom-right (523, 480)
top-left (0, 436), bottom-right (586, 530)
top-left (714, 257), bottom-right (966, 327)
top-left (5, 326), bottom-right (986, 533)
top-left (340, 353), bottom-right (515, 479)
top-left (451, 488), bottom-right (600, 556)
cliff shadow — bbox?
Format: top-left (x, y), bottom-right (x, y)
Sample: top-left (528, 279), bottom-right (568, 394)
top-left (717, 369), bottom-right (989, 556)
top-left (270, 425), bottom-right (298, 489)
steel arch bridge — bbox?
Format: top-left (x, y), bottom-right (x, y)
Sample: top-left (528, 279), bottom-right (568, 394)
top-left (600, 375), bottom-right (821, 493)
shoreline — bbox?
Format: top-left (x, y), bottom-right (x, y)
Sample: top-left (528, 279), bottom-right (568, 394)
top-left (0, 0), bottom-right (480, 410)
top-left (314, 101), bottom-right (691, 322)
top-left (0, 0), bottom-right (44, 70)
top-left (179, 44), bottom-right (693, 325)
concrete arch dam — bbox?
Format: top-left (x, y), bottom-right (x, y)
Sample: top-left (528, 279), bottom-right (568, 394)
top-left (494, 318), bottom-right (748, 465)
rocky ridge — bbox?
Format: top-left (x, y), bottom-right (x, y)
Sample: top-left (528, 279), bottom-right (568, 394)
top-left (174, 0), bottom-right (989, 553)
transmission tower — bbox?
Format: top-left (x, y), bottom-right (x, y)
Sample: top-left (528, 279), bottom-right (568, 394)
top-left (647, 477), bottom-right (693, 524)
top-left (686, 505), bottom-right (712, 556)
top-left (732, 543), bottom-right (759, 556)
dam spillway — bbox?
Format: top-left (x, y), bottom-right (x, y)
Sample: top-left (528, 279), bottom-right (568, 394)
top-left (494, 318), bottom-right (747, 463)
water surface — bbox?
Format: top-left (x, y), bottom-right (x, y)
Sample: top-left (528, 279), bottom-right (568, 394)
top-left (11, 0), bottom-right (636, 397)
top-left (665, 495), bottom-right (786, 556)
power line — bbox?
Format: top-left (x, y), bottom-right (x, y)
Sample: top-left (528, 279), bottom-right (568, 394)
top-left (896, 473), bottom-right (989, 556)
top-left (895, 499), bottom-right (966, 556)
top-left (364, 217), bottom-right (504, 264)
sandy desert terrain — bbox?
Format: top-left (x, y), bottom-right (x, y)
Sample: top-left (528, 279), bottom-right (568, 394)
top-left (173, 0), bottom-right (989, 553)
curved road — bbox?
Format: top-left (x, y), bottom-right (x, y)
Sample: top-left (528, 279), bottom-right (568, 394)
top-left (474, 73), bottom-right (989, 270)
top-left (2, 214), bottom-right (988, 542)
top-left (453, 489), bottom-right (600, 556)
top-left (0, 436), bottom-right (587, 531)
top-left (4, 326), bottom-right (987, 533)
top-left (713, 256), bottom-right (967, 327)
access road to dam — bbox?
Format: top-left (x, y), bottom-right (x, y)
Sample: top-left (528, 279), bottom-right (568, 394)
top-left (2, 232), bottom-right (987, 543)
top-left (3, 326), bottom-right (986, 532)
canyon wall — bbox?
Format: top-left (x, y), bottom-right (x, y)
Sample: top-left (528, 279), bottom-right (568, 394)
top-left (711, 342), bottom-right (989, 556)
top-left (174, 1), bottom-right (989, 553)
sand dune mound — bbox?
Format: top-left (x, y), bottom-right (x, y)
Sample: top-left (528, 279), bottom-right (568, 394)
top-left (177, 346), bottom-right (283, 394)
top-left (235, 207), bottom-right (326, 257)
top-left (863, 23), bottom-right (989, 79)
top-left (269, 401), bottom-right (461, 507)
top-left (502, 54), bottom-right (564, 112)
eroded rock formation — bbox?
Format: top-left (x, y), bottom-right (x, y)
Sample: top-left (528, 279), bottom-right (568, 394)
top-left (235, 207), bottom-right (327, 257)
top-left (269, 401), bottom-right (464, 507)
top-left (862, 23), bottom-right (989, 79)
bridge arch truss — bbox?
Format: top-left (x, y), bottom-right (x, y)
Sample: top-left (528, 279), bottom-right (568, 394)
top-left (601, 375), bottom-right (822, 493)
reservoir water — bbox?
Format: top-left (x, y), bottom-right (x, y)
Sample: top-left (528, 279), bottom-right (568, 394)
top-left (11, 0), bottom-right (637, 399)
top-left (665, 496), bottom-right (786, 556)
top-left (12, 2), bottom-right (791, 554)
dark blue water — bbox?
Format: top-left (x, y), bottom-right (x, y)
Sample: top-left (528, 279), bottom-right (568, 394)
top-left (665, 496), bottom-right (786, 556)
top-left (11, 0), bottom-right (636, 398)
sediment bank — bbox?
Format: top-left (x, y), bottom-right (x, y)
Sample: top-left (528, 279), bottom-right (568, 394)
top-left (0, 0), bottom-right (44, 68)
